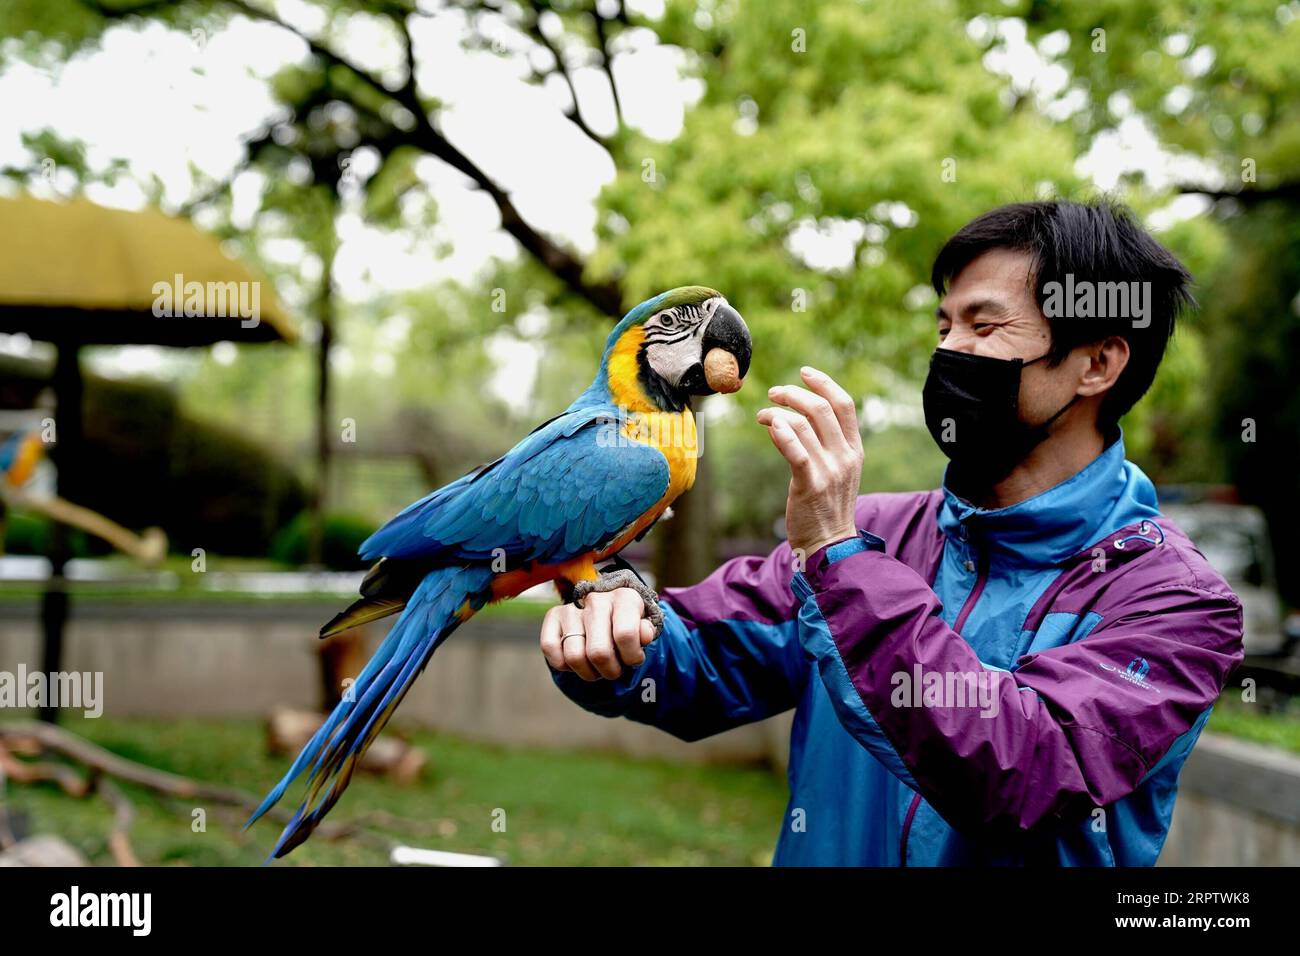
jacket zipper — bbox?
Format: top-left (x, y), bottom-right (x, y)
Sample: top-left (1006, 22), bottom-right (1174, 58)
top-left (899, 793), bottom-right (923, 866)
top-left (900, 537), bottom-right (987, 866)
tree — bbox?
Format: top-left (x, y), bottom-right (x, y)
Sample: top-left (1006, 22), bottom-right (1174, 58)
top-left (1000, 0), bottom-right (1300, 602)
top-left (584, 0), bottom-right (1082, 572)
top-left (8, 0), bottom-right (1258, 587)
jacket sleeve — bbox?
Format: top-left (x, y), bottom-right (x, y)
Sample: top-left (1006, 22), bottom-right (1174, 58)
top-left (550, 541), bottom-right (808, 742)
top-left (793, 539), bottom-right (1244, 837)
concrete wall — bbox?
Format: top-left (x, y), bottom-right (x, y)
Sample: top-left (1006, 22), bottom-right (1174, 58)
top-left (0, 599), bottom-right (783, 766)
top-left (3, 601), bottom-right (1296, 864)
top-left (1160, 733), bottom-right (1300, 866)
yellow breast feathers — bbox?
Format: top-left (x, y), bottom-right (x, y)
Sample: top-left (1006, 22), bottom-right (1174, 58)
top-left (605, 326), bottom-right (698, 502)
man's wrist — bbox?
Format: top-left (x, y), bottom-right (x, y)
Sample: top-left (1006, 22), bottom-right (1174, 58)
top-left (797, 529), bottom-right (887, 579)
top-left (794, 528), bottom-right (860, 560)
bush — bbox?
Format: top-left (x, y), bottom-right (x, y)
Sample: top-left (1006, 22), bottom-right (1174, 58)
top-left (0, 355), bottom-right (307, 558)
top-left (1, 509), bottom-right (96, 558)
top-left (268, 511), bottom-right (375, 570)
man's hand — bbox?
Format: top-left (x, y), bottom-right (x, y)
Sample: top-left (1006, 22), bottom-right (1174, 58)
top-left (540, 589), bottom-right (658, 681)
top-left (757, 366), bottom-right (863, 560)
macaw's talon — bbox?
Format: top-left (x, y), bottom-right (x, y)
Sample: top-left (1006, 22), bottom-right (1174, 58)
top-left (572, 569), bottom-right (665, 637)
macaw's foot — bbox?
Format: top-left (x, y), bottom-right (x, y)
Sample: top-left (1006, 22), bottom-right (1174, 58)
top-left (572, 569), bottom-right (665, 637)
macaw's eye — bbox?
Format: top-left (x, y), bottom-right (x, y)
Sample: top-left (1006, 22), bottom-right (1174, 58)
top-left (659, 309), bottom-right (684, 330)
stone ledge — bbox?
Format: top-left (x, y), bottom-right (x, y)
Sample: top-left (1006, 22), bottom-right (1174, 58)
top-left (1180, 731), bottom-right (1300, 828)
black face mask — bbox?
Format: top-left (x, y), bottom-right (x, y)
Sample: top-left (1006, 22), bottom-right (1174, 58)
top-left (922, 348), bottom-right (1078, 488)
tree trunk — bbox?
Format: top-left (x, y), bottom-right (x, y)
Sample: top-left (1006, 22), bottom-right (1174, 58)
top-left (40, 344), bottom-right (82, 724)
top-left (308, 239), bottom-right (336, 568)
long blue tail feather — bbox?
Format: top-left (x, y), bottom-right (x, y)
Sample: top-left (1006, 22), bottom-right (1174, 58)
top-left (247, 564), bottom-right (494, 858)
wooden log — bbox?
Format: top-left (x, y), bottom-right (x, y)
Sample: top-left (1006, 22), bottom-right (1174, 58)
top-left (265, 707), bottom-right (426, 784)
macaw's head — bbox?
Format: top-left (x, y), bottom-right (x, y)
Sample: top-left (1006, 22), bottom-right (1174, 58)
top-left (604, 286), bottom-right (752, 410)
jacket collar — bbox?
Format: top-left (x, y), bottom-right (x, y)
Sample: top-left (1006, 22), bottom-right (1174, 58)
top-left (938, 433), bottom-right (1161, 566)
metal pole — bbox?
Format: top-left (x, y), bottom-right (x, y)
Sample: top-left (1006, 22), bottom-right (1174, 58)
top-left (39, 344), bottom-right (81, 724)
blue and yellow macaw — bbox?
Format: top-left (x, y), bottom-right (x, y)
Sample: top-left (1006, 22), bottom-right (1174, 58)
top-left (250, 286), bottom-right (751, 856)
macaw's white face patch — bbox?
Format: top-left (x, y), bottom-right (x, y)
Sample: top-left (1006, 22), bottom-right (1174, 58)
top-left (642, 296), bottom-right (724, 388)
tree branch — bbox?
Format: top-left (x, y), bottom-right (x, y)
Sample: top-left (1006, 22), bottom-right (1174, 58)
top-left (97, 778), bottom-right (141, 867)
top-left (80, 0), bottom-right (625, 317)
top-left (0, 722), bottom-right (415, 859)
top-left (590, 1), bottom-right (624, 129)
top-left (384, 3), bottom-right (420, 108)
top-left (524, 0), bottom-right (609, 148)
top-left (1176, 180), bottom-right (1300, 206)
top-left (225, 0), bottom-right (623, 316)
top-left (0, 721), bottom-right (264, 807)
top-left (74, 0), bottom-right (191, 19)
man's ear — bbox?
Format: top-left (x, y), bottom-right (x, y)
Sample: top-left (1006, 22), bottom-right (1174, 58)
top-left (1076, 335), bottom-right (1130, 398)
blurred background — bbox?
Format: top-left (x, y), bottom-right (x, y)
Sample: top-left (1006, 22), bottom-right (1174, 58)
top-left (0, 0), bottom-right (1297, 867)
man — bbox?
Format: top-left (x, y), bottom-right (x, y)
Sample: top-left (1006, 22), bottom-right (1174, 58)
top-left (539, 200), bottom-right (1244, 866)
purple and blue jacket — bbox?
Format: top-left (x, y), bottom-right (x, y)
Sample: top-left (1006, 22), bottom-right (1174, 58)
top-left (552, 438), bottom-right (1244, 865)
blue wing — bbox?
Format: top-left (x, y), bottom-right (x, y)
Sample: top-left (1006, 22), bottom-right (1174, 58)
top-left (359, 406), bottom-right (671, 565)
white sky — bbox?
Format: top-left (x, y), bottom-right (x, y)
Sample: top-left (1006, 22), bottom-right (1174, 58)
top-left (0, 8), bottom-right (697, 288)
top-left (0, 6), bottom-right (1210, 400)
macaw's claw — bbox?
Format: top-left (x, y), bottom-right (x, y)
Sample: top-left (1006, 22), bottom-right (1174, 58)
top-left (572, 568), bottom-right (665, 637)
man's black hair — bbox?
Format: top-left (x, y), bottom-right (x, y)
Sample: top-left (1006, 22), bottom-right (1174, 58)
top-left (930, 199), bottom-right (1194, 428)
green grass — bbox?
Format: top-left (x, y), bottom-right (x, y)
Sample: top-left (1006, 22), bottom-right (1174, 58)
top-left (1207, 694), bottom-right (1300, 754)
top-left (5, 717), bottom-right (787, 867)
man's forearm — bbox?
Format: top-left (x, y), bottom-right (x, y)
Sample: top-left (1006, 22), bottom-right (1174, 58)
top-left (550, 596), bottom-right (805, 741)
top-left (793, 543), bottom-right (1242, 836)
top-left (550, 543), bottom-right (809, 740)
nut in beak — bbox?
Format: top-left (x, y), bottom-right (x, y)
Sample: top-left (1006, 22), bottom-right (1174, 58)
top-left (703, 348), bottom-right (743, 394)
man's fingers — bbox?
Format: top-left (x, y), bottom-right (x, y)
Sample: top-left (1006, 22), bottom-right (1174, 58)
top-left (547, 588), bottom-right (654, 681)
top-left (610, 588), bottom-right (647, 667)
top-left (580, 592), bottom-right (622, 680)
top-left (559, 603), bottom-right (599, 681)
top-left (540, 605), bottom-right (569, 671)
top-left (759, 421), bottom-right (811, 481)
top-left (759, 408), bottom-right (816, 476)
top-left (768, 382), bottom-right (848, 454)
top-left (800, 366), bottom-right (862, 451)
top-left (757, 405), bottom-right (818, 450)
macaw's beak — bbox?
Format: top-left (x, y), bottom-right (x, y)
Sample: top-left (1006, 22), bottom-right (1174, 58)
top-left (681, 302), bottom-right (752, 396)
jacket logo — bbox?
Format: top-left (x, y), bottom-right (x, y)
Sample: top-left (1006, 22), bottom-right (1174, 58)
top-left (1098, 657), bottom-right (1160, 693)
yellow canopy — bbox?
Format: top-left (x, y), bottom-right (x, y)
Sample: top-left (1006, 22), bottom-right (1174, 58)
top-left (0, 195), bottom-right (295, 345)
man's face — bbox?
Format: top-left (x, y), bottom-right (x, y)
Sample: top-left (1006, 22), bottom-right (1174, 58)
top-left (934, 248), bottom-right (1081, 427)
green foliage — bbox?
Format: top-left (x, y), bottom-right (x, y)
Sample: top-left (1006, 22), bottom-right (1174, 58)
top-left (1, 511), bottom-right (95, 558)
top-left (989, 0), bottom-right (1300, 176)
top-left (1005, 0), bottom-right (1300, 600)
top-left (587, 0), bottom-right (1087, 530)
top-left (268, 509), bottom-right (374, 569)
top-left (598, 0), bottom-right (1082, 382)
top-left (4, 0), bottom-right (1297, 552)
top-left (1210, 693), bottom-right (1300, 754)
top-left (0, 354), bottom-right (307, 557)
top-left (1200, 206), bottom-right (1300, 603)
